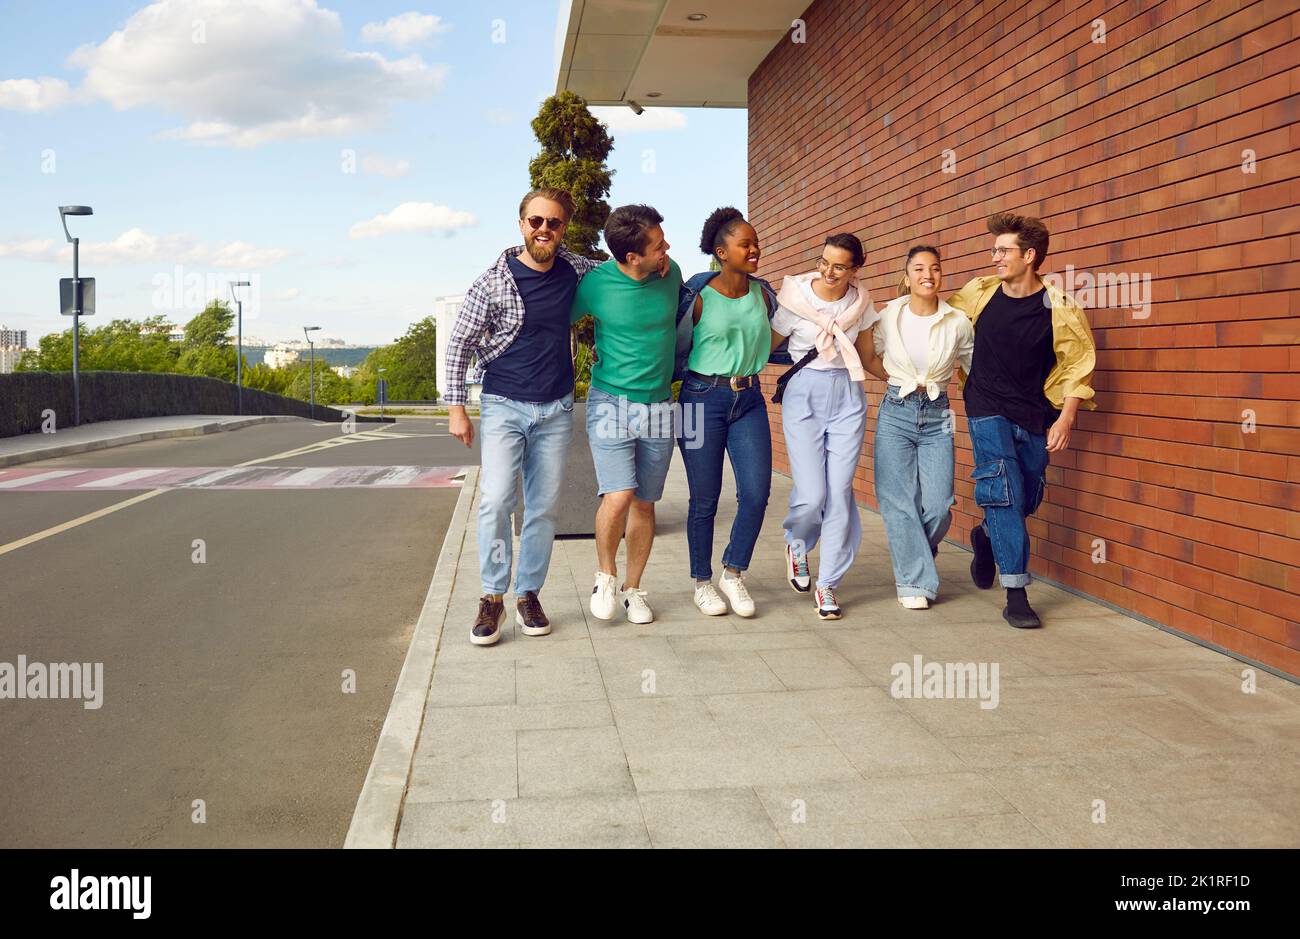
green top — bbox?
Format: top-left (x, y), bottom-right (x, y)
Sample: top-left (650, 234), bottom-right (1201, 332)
top-left (570, 258), bottom-right (683, 403)
top-left (687, 280), bottom-right (770, 377)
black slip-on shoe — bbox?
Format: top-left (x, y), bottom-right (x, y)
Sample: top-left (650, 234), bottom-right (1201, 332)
top-left (970, 525), bottom-right (996, 590)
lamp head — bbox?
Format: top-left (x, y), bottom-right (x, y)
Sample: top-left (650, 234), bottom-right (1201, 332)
top-left (58, 205), bottom-right (94, 243)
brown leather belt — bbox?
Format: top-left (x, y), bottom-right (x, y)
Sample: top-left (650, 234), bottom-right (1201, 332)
top-left (688, 370), bottom-right (761, 391)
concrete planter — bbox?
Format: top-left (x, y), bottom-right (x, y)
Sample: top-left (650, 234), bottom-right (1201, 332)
top-left (513, 401), bottom-right (600, 537)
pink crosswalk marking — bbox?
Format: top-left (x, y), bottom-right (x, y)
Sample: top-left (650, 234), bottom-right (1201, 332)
top-left (0, 466), bottom-right (467, 492)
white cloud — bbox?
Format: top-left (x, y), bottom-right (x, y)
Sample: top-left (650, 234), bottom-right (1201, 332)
top-left (361, 153), bottom-right (411, 178)
top-left (591, 106), bottom-right (688, 133)
top-left (0, 0), bottom-right (447, 147)
top-left (361, 12), bottom-right (451, 48)
top-left (349, 202), bottom-right (477, 239)
top-left (75, 229), bottom-right (194, 265)
top-left (271, 288), bottom-right (301, 301)
top-left (209, 241), bottom-right (293, 268)
top-left (0, 77), bottom-right (76, 112)
top-left (0, 229), bottom-right (291, 268)
top-left (0, 239), bottom-right (58, 262)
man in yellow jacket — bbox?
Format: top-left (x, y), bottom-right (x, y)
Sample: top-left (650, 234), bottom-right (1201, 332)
top-left (948, 212), bottom-right (1097, 629)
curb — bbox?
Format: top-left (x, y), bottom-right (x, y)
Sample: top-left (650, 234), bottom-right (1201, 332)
top-left (0, 415), bottom-right (307, 468)
top-left (344, 465), bottom-right (477, 849)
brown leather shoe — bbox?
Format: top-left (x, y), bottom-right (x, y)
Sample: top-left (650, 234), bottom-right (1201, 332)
top-left (470, 595), bottom-right (505, 646)
top-left (515, 591), bottom-right (552, 637)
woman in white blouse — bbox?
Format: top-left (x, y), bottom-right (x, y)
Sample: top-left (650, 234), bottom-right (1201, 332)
top-left (870, 246), bottom-right (974, 609)
top-left (768, 234), bottom-right (879, 620)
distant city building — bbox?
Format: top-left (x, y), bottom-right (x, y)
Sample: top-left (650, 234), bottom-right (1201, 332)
top-left (332, 365), bottom-right (356, 379)
top-left (0, 325), bottom-right (28, 349)
top-left (0, 324), bottom-right (26, 374)
top-left (264, 346), bottom-right (301, 369)
top-left (0, 346), bottom-right (24, 374)
top-left (435, 294), bottom-right (480, 404)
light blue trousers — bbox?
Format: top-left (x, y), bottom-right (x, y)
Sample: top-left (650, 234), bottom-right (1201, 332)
top-left (780, 368), bottom-right (867, 588)
top-left (477, 392), bottom-right (574, 596)
top-left (873, 385), bottom-right (955, 599)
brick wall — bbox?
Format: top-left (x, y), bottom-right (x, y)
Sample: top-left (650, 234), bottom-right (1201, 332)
top-left (747, 0), bottom-right (1300, 676)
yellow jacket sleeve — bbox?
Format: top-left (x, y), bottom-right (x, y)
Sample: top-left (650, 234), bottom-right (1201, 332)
top-left (1045, 302), bottom-right (1098, 409)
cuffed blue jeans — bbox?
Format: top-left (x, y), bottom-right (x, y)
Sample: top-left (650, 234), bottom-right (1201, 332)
top-left (781, 368), bottom-right (867, 588)
top-left (676, 377), bottom-right (771, 581)
top-left (477, 392), bottom-right (574, 596)
top-left (966, 414), bottom-right (1049, 588)
top-left (874, 385), bottom-right (955, 600)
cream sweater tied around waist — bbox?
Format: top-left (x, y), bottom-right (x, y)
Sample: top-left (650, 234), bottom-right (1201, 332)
top-left (774, 271), bottom-right (877, 382)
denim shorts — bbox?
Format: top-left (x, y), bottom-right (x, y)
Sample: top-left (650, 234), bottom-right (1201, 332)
top-left (585, 386), bottom-right (676, 502)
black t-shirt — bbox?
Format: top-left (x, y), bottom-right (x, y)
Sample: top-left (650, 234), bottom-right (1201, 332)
top-left (482, 255), bottom-right (579, 403)
top-left (963, 285), bottom-right (1058, 434)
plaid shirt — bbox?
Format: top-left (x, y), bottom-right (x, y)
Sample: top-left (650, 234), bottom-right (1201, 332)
top-left (443, 245), bottom-right (600, 406)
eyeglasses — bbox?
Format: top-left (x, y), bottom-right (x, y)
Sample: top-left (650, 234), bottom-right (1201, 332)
top-left (526, 216), bottom-right (566, 232)
top-left (990, 246), bottom-right (1022, 258)
top-left (816, 257), bottom-right (854, 276)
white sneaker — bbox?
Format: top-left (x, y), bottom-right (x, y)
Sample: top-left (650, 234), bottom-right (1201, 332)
top-left (590, 571), bottom-right (617, 620)
top-left (693, 581), bottom-right (727, 616)
top-left (815, 584), bottom-right (842, 620)
top-left (786, 541), bottom-right (811, 593)
top-left (622, 585), bottom-right (654, 624)
top-left (898, 596), bottom-right (930, 610)
top-left (718, 570), bottom-right (755, 618)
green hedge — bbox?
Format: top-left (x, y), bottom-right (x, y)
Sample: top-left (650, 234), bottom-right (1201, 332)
top-left (0, 371), bottom-right (346, 437)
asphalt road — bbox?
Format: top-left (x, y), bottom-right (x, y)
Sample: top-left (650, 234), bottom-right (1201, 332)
top-left (0, 416), bottom-right (479, 847)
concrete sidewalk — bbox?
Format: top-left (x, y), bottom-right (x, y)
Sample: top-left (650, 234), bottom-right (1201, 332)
top-left (367, 462), bottom-right (1300, 849)
top-left (0, 415), bottom-right (311, 467)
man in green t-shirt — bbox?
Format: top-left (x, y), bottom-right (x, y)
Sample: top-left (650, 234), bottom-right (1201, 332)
top-left (570, 204), bottom-right (682, 627)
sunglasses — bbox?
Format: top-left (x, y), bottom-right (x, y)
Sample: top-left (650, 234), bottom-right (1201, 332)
top-left (525, 216), bottom-right (566, 232)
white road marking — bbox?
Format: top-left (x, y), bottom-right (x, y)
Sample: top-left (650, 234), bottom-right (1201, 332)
top-left (372, 466), bottom-right (422, 486)
top-left (273, 467), bottom-right (335, 487)
top-left (0, 470), bottom-right (81, 489)
top-left (77, 468), bottom-right (169, 488)
top-left (183, 468), bottom-right (246, 487)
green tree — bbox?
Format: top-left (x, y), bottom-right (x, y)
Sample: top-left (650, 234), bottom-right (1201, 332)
top-left (355, 317), bottom-right (439, 403)
top-left (16, 316), bottom-right (181, 373)
top-left (184, 300), bottom-right (235, 348)
top-left (528, 91), bottom-right (614, 261)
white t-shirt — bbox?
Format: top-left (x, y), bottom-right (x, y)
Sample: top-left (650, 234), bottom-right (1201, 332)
top-left (900, 303), bottom-right (942, 372)
top-left (771, 281), bottom-right (878, 370)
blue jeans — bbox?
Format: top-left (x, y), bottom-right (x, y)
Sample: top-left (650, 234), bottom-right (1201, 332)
top-left (966, 414), bottom-right (1049, 588)
top-left (874, 385), bottom-right (955, 599)
top-left (676, 378), bottom-right (771, 581)
top-left (781, 368), bottom-right (867, 588)
top-left (477, 392), bottom-right (574, 596)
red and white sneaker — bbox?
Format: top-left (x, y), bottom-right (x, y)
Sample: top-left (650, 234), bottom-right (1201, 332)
top-left (786, 542), bottom-right (811, 593)
top-left (814, 585), bottom-right (842, 620)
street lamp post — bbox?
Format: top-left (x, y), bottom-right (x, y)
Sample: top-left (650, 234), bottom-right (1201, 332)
top-left (229, 281), bottom-right (251, 415)
top-left (59, 205), bottom-right (93, 426)
top-left (377, 367), bottom-right (387, 420)
top-left (304, 326), bottom-right (321, 419)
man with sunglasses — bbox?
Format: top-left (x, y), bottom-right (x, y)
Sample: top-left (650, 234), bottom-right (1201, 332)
top-left (445, 188), bottom-right (601, 647)
top-left (948, 212), bottom-right (1096, 629)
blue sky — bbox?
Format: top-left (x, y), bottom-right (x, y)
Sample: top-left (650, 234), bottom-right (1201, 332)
top-left (0, 0), bottom-right (747, 345)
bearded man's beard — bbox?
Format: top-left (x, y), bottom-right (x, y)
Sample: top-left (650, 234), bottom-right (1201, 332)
top-left (525, 234), bottom-right (558, 264)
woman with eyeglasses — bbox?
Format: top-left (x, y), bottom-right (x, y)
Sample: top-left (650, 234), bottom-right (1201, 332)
top-left (871, 245), bottom-right (974, 610)
top-left (768, 233), bottom-right (880, 620)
